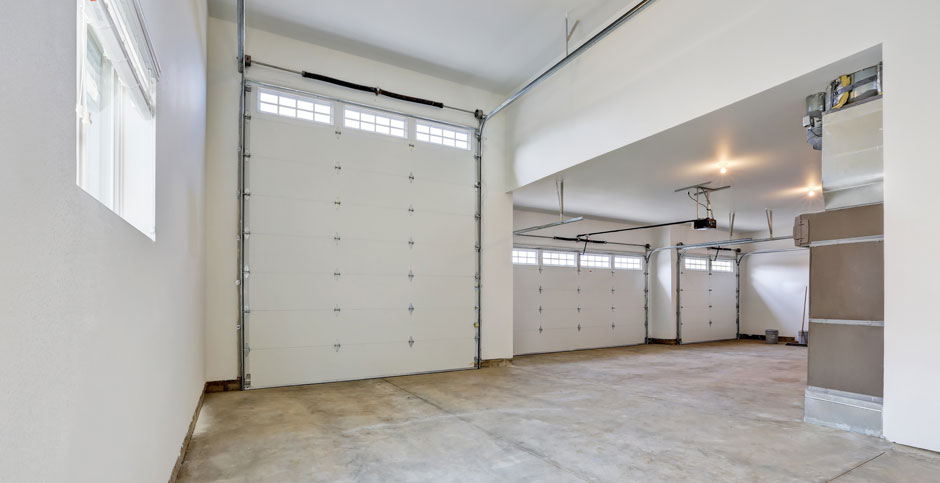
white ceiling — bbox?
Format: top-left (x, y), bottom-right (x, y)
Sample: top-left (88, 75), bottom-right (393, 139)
top-left (512, 47), bottom-right (882, 233)
top-left (207, 0), bottom-right (644, 94)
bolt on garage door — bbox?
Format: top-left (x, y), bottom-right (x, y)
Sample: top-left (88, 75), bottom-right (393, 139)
top-left (242, 86), bottom-right (478, 388)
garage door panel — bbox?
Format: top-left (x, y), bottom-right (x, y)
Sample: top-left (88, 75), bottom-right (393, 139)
top-left (248, 336), bottom-right (474, 389)
top-left (408, 147), bottom-right (475, 183)
top-left (680, 260), bottom-right (738, 344)
top-left (409, 182), bottom-right (475, 214)
top-left (245, 90), bottom-right (477, 387)
top-left (539, 309), bottom-right (577, 329)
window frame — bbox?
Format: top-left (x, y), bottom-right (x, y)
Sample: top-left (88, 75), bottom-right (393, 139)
top-left (542, 250), bottom-right (578, 268)
top-left (257, 89), bottom-right (333, 125)
top-left (614, 255), bottom-right (644, 271)
top-left (683, 256), bottom-right (709, 271)
top-left (415, 121), bottom-right (472, 150)
top-left (512, 248), bottom-right (539, 266)
top-left (76, 0), bottom-right (159, 240)
top-left (580, 253), bottom-right (611, 269)
top-left (343, 106), bottom-right (408, 139)
top-left (710, 258), bottom-right (735, 273)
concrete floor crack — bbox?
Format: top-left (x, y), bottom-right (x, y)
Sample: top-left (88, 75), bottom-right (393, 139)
top-left (380, 378), bottom-right (597, 483)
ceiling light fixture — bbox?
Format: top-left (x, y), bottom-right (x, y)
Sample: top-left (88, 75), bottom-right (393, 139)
top-left (718, 162), bottom-right (728, 174)
top-left (808, 189), bottom-right (816, 197)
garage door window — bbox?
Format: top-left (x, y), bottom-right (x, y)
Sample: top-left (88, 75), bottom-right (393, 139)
top-left (344, 107), bottom-right (407, 138)
top-left (711, 259), bottom-right (734, 273)
top-left (580, 254), bottom-right (610, 268)
top-left (259, 90), bottom-right (332, 124)
top-left (684, 257), bottom-right (708, 271)
top-left (543, 251), bottom-right (577, 267)
top-left (614, 256), bottom-right (643, 271)
top-left (512, 249), bottom-right (538, 265)
top-left (415, 122), bottom-right (470, 150)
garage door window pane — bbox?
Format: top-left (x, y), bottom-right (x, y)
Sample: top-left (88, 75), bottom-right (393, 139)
top-left (684, 257), bottom-right (708, 271)
top-left (258, 89), bottom-right (332, 125)
top-left (512, 249), bottom-right (538, 265)
top-left (543, 251), bottom-right (576, 267)
top-left (711, 259), bottom-right (734, 272)
top-left (580, 254), bottom-right (610, 268)
top-left (614, 256), bottom-right (643, 270)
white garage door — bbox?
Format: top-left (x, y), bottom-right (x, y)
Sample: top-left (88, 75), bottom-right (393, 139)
top-left (243, 86), bottom-right (478, 388)
top-left (678, 253), bottom-right (738, 344)
top-left (513, 249), bottom-right (646, 355)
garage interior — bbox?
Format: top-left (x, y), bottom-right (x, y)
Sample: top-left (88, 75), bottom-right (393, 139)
top-left (4, 1), bottom-right (940, 482)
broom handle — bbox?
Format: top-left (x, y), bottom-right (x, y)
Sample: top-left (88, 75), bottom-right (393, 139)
top-left (801, 286), bottom-right (808, 334)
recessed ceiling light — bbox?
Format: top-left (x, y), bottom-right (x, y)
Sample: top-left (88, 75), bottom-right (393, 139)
top-left (808, 189), bottom-right (816, 197)
top-left (719, 162), bottom-right (728, 174)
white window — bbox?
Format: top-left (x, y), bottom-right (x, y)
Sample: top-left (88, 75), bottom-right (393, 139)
top-left (512, 249), bottom-right (538, 265)
top-left (415, 122), bottom-right (471, 150)
top-left (344, 107), bottom-right (406, 138)
top-left (542, 251), bottom-right (577, 267)
top-left (711, 259), bottom-right (734, 273)
top-left (580, 254), bottom-right (610, 269)
top-left (77, 0), bottom-right (160, 239)
top-left (684, 257), bottom-right (708, 271)
top-left (259, 90), bottom-right (332, 124)
top-left (614, 256), bottom-right (643, 271)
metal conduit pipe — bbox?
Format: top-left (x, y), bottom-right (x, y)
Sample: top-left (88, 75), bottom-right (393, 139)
top-left (236, 0), bottom-right (248, 389)
top-left (485, 0), bottom-right (656, 121)
top-left (647, 236), bottom-right (795, 257)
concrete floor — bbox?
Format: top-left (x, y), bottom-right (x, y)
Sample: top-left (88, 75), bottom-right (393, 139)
top-left (178, 341), bottom-right (940, 482)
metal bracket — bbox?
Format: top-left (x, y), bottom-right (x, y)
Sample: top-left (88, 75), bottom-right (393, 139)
top-left (577, 286), bottom-right (581, 294)
top-left (611, 305), bottom-right (616, 312)
top-left (408, 172), bottom-right (415, 183)
top-left (611, 323), bottom-right (616, 330)
top-left (333, 305), bottom-right (341, 313)
top-left (334, 198), bottom-right (342, 208)
top-left (408, 303), bottom-right (415, 314)
top-left (577, 305), bottom-right (582, 313)
top-left (538, 305), bottom-right (543, 314)
top-left (538, 285), bottom-right (543, 294)
top-left (334, 162), bottom-right (342, 172)
top-left (408, 270), bottom-right (415, 282)
top-left (577, 323), bottom-right (582, 332)
top-left (408, 204), bottom-right (415, 214)
top-left (333, 270), bottom-right (341, 279)
top-left (408, 336), bottom-right (415, 348)
top-left (538, 326), bottom-right (543, 334)
top-left (408, 237), bottom-right (415, 248)
top-left (334, 340), bottom-right (341, 352)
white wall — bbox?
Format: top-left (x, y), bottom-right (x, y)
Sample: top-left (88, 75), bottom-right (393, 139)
top-left (882, 1), bottom-right (940, 453)
top-left (205, 18), bottom-right (513, 379)
top-left (0, 1), bottom-right (208, 481)
top-left (502, 0), bottom-right (940, 452)
top-left (739, 240), bottom-right (809, 338)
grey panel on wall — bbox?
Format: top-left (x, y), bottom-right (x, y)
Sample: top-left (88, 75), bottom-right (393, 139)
top-left (793, 203), bottom-right (883, 247)
top-left (809, 242), bottom-right (884, 320)
top-left (807, 322), bottom-right (884, 397)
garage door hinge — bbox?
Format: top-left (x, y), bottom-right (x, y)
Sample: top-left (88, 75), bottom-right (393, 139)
top-left (334, 305), bottom-right (341, 313)
top-left (474, 182), bottom-right (481, 190)
top-left (244, 85), bottom-right (252, 93)
top-left (474, 213), bottom-right (481, 220)
top-left (243, 113), bottom-right (251, 120)
top-left (334, 162), bottom-right (342, 172)
top-left (243, 306), bottom-right (251, 314)
top-left (334, 340), bottom-right (341, 352)
top-left (408, 205), bottom-right (415, 214)
top-left (333, 270), bottom-right (341, 278)
top-left (611, 323), bottom-right (616, 330)
top-left (409, 237), bottom-right (415, 248)
top-left (408, 172), bottom-right (415, 182)
top-left (245, 374), bottom-right (251, 386)
top-left (244, 345), bottom-right (251, 355)
top-left (408, 303), bottom-right (415, 314)
top-left (237, 189), bottom-right (251, 198)
top-left (334, 198), bottom-right (342, 207)
top-left (538, 305), bottom-right (543, 314)
top-left (611, 306), bottom-right (616, 311)
top-left (577, 305), bottom-right (581, 313)
top-left (577, 323), bottom-right (582, 332)
top-left (538, 326), bottom-right (543, 334)
top-left (408, 270), bottom-right (415, 281)
top-left (408, 336), bottom-right (415, 348)
top-left (334, 233), bottom-right (342, 242)
top-left (473, 154), bottom-right (482, 161)
top-left (475, 243), bottom-right (480, 252)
